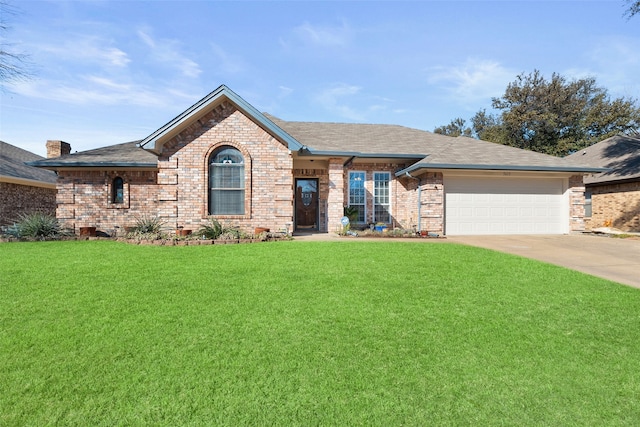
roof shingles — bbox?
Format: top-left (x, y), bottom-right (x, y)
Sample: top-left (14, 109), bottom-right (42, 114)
top-left (0, 141), bottom-right (57, 183)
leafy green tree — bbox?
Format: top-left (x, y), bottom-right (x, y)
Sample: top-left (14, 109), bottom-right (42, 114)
top-left (435, 70), bottom-right (640, 156)
top-left (433, 117), bottom-right (472, 137)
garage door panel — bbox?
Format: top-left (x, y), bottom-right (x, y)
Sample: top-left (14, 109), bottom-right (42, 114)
top-left (445, 176), bottom-right (566, 235)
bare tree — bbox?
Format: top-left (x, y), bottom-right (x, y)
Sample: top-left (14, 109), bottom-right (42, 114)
top-left (0, 0), bottom-right (32, 88)
top-left (624, 0), bottom-right (640, 18)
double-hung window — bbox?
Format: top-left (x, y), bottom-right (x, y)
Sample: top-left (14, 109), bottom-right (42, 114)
top-left (209, 146), bottom-right (245, 215)
top-left (373, 172), bottom-right (391, 223)
top-left (348, 171), bottom-right (366, 223)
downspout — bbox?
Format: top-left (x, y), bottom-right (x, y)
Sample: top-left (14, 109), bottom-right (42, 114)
top-left (405, 171), bottom-right (422, 233)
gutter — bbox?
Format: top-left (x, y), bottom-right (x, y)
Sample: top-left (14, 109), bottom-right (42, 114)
top-left (26, 161), bottom-right (158, 169)
top-left (395, 162), bottom-right (610, 177)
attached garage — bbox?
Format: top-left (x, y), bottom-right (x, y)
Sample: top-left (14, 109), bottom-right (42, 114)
top-left (444, 175), bottom-right (568, 235)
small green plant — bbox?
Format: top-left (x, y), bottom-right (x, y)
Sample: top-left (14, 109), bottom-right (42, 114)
top-left (196, 217), bottom-right (224, 239)
top-left (131, 216), bottom-right (165, 234)
top-left (6, 213), bottom-right (66, 239)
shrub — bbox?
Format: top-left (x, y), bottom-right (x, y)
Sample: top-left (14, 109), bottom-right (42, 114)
top-left (131, 216), bottom-right (165, 234)
top-left (197, 218), bottom-right (224, 240)
top-left (5, 213), bottom-right (66, 239)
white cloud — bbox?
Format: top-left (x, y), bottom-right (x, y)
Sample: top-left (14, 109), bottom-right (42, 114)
top-left (278, 86), bottom-right (293, 98)
top-left (137, 28), bottom-right (202, 78)
top-left (209, 43), bottom-right (245, 75)
top-left (314, 84), bottom-right (365, 121)
top-left (12, 77), bottom-right (171, 107)
top-left (584, 36), bottom-right (640, 98)
top-left (427, 59), bottom-right (516, 107)
top-left (34, 35), bottom-right (131, 68)
top-left (293, 20), bottom-right (352, 47)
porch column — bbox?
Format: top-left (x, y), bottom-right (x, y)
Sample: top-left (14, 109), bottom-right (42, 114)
top-left (421, 172), bottom-right (444, 235)
top-left (568, 175), bottom-right (586, 232)
top-left (327, 158), bottom-right (344, 233)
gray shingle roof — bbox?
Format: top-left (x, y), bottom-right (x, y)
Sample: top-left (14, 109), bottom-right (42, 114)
top-left (27, 141), bottom-right (158, 168)
top-left (0, 141), bottom-right (57, 184)
top-left (565, 135), bottom-right (640, 184)
top-left (268, 116), bottom-right (602, 173)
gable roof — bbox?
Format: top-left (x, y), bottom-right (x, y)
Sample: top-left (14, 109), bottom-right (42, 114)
top-left (565, 135), bottom-right (640, 185)
top-left (140, 85), bottom-right (302, 153)
top-left (268, 116), bottom-right (604, 175)
top-left (26, 84), bottom-right (604, 175)
top-left (0, 141), bottom-right (57, 186)
top-left (26, 141), bottom-right (158, 169)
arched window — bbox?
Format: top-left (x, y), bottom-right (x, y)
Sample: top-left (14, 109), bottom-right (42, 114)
top-left (209, 146), bottom-right (244, 215)
top-left (112, 177), bottom-right (124, 204)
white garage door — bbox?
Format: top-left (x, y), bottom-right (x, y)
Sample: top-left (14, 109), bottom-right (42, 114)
top-left (445, 176), bottom-right (567, 235)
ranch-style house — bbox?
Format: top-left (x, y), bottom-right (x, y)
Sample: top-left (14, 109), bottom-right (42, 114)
top-left (30, 85), bottom-right (603, 236)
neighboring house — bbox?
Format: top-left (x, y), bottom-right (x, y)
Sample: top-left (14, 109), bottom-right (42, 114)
top-left (29, 85), bottom-right (602, 236)
top-left (0, 141), bottom-right (58, 227)
top-left (566, 135), bottom-right (640, 232)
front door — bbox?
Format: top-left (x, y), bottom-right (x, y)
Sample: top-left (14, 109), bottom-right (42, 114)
top-left (295, 178), bottom-right (319, 231)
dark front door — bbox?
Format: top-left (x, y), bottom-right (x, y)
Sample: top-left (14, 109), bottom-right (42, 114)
top-left (295, 178), bottom-right (319, 231)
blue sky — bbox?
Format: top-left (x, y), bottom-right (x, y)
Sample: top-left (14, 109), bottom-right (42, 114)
top-left (1, 0), bottom-right (639, 156)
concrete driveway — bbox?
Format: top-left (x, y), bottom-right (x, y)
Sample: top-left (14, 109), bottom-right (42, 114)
top-left (447, 234), bottom-right (640, 288)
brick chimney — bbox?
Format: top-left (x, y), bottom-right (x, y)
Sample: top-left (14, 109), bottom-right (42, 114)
top-left (46, 140), bottom-right (71, 158)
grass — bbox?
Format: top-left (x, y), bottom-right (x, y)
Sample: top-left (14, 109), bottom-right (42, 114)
top-left (2, 240), bottom-right (640, 425)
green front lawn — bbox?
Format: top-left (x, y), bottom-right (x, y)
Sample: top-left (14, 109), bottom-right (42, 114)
top-left (2, 240), bottom-right (640, 425)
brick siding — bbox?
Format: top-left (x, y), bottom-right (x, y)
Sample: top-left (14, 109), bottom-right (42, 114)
top-left (0, 182), bottom-right (56, 227)
top-left (586, 181), bottom-right (640, 232)
top-left (54, 102), bottom-right (294, 236)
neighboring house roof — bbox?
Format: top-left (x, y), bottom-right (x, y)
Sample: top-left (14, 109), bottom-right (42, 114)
top-left (27, 141), bottom-right (158, 169)
top-left (0, 141), bottom-right (57, 187)
top-left (565, 135), bottom-right (640, 185)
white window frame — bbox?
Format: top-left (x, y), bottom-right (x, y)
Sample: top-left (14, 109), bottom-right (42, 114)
top-left (348, 171), bottom-right (366, 223)
top-left (209, 146), bottom-right (245, 216)
top-left (373, 171), bottom-right (391, 224)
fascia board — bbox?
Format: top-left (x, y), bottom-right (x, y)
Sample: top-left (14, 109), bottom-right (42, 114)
top-left (0, 175), bottom-right (57, 189)
top-left (396, 162), bottom-right (610, 177)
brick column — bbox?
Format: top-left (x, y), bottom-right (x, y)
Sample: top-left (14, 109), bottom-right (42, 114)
top-left (327, 158), bottom-right (344, 233)
top-left (568, 175), bottom-right (585, 232)
top-left (421, 172), bottom-right (444, 234)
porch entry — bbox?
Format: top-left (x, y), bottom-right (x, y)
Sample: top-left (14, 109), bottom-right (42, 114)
top-left (295, 178), bottom-right (319, 231)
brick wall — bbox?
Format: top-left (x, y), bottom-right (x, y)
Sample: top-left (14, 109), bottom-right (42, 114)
top-left (156, 101), bottom-right (293, 234)
top-left (587, 181), bottom-right (640, 232)
top-left (0, 182), bottom-right (56, 227)
top-left (55, 170), bottom-right (158, 234)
